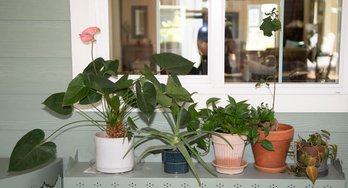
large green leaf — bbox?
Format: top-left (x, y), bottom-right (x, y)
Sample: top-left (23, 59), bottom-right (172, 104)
top-left (63, 74), bottom-right (89, 106)
top-left (150, 53), bottom-right (194, 74)
top-left (42, 92), bottom-right (73, 115)
top-left (8, 129), bottom-right (56, 172)
top-left (260, 16), bottom-right (274, 37)
top-left (91, 74), bottom-right (115, 93)
top-left (166, 75), bottom-right (192, 102)
top-left (136, 81), bottom-right (156, 119)
top-left (103, 59), bottom-right (119, 77)
top-left (113, 74), bottom-right (133, 92)
top-left (83, 57), bottom-right (104, 75)
top-left (79, 90), bottom-right (102, 105)
top-left (142, 65), bottom-right (161, 89)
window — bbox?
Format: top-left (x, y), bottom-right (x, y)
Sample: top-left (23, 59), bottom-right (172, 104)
top-left (70, 0), bottom-right (348, 112)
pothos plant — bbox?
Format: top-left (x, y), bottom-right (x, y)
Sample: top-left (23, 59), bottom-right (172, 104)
top-left (249, 8), bottom-right (282, 151)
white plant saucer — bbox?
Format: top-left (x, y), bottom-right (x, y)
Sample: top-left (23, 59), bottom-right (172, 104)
top-left (212, 160), bottom-right (248, 175)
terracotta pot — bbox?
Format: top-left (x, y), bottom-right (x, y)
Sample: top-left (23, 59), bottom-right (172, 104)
top-left (95, 131), bottom-right (134, 173)
top-left (251, 123), bottom-right (294, 173)
top-left (211, 133), bottom-right (247, 174)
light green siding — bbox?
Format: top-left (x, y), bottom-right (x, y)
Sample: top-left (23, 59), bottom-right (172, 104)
top-left (0, 0), bottom-right (347, 187)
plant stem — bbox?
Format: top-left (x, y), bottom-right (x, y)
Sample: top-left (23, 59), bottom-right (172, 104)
top-left (44, 120), bottom-right (98, 142)
top-left (91, 41), bottom-right (98, 74)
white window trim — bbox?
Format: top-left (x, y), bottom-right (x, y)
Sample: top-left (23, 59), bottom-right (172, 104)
top-left (70, 0), bottom-right (348, 112)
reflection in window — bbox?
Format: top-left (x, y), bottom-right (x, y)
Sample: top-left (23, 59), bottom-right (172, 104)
top-left (111, 0), bottom-right (208, 75)
top-left (224, 0), bottom-right (341, 83)
top-left (110, 0), bottom-right (341, 83)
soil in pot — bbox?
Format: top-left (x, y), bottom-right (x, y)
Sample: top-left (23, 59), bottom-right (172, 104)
top-left (162, 149), bottom-right (189, 174)
top-left (251, 123), bottom-right (294, 173)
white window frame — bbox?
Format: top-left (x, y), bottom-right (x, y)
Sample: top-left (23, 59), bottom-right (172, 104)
top-left (70, 0), bottom-right (348, 112)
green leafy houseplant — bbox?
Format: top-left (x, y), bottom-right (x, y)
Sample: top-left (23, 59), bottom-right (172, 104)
top-left (8, 27), bottom-right (137, 172)
top-left (249, 8), bottom-right (295, 174)
top-left (200, 96), bottom-right (252, 137)
top-left (198, 96), bottom-right (252, 174)
top-left (128, 55), bottom-right (217, 185)
top-left (288, 130), bottom-right (338, 184)
top-left (250, 7), bottom-right (282, 151)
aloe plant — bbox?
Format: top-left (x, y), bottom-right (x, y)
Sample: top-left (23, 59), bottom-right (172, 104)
top-left (128, 53), bottom-right (222, 185)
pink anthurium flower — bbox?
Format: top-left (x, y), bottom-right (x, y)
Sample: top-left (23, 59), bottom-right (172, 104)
top-left (79, 26), bottom-right (100, 44)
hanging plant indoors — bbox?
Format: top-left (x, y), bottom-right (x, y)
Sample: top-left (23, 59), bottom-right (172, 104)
top-left (288, 130), bottom-right (338, 184)
top-left (249, 8), bottom-right (295, 173)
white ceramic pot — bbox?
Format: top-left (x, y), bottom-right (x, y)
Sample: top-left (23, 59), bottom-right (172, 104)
top-left (95, 131), bottom-right (134, 173)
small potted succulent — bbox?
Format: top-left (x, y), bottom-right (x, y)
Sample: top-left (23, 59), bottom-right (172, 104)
top-left (8, 27), bottom-right (137, 173)
top-left (249, 8), bottom-right (295, 173)
top-left (288, 130), bottom-right (338, 184)
top-left (200, 96), bottom-right (252, 174)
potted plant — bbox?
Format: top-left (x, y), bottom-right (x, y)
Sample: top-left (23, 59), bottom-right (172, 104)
top-left (249, 8), bottom-right (295, 173)
top-left (200, 96), bottom-right (251, 174)
top-left (8, 27), bottom-right (138, 173)
top-left (127, 54), bottom-right (218, 185)
top-left (288, 130), bottom-right (338, 184)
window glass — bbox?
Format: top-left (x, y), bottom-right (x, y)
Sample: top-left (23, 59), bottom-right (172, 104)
top-left (111, 0), bottom-right (208, 75)
top-left (224, 0), bottom-right (341, 83)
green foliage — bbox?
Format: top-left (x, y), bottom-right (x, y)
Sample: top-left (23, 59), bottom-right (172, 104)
top-left (260, 8), bottom-right (281, 37)
top-left (200, 96), bottom-right (252, 136)
top-left (9, 52), bottom-right (196, 173)
top-left (249, 103), bottom-right (277, 151)
top-left (288, 130), bottom-right (338, 184)
top-left (8, 129), bottom-right (56, 172)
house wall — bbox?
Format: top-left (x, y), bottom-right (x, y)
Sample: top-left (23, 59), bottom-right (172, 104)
top-left (0, 0), bottom-right (347, 186)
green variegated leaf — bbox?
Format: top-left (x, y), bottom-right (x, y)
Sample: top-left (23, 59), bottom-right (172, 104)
top-left (42, 92), bottom-right (73, 115)
top-left (8, 129), bottom-right (56, 172)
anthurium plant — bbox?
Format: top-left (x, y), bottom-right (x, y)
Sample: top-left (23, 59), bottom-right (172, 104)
top-left (8, 26), bottom-right (196, 173)
top-left (8, 26), bottom-right (136, 172)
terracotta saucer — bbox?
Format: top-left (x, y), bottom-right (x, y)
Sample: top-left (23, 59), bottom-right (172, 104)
top-left (212, 160), bottom-right (248, 175)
